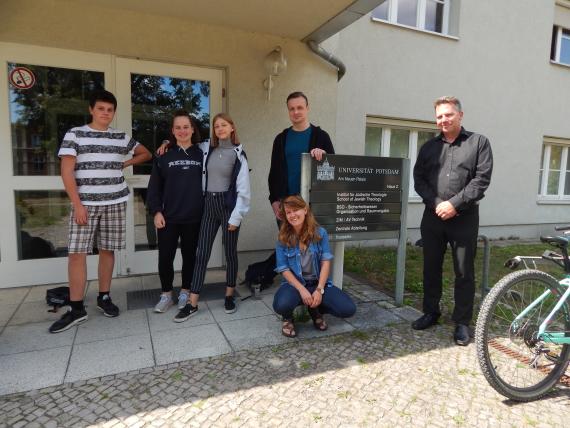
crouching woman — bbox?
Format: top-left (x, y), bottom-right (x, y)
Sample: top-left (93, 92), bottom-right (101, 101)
top-left (273, 195), bottom-right (356, 337)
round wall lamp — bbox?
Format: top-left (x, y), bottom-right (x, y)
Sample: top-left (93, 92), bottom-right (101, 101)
top-left (263, 46), bottom-right (287, 100)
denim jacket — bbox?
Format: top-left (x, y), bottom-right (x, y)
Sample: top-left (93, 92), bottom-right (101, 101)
top-left (275, 226), bottom-right (334, 288)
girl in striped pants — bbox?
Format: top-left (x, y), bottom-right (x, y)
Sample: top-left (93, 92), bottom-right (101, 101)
top-left (174, 113), bottom-right (251, 322)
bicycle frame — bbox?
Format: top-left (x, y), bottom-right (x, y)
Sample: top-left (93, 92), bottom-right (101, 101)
top-left (512, 276), bottom-right (570, 345)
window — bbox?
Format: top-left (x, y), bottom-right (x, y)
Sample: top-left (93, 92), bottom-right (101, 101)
top-left (371, 0), bottom-right (452, 35)
top-left (551, 26), bottom-right (570, 65)
top-left (129, 73), bottom-right (211, 175)
top-left (538, 138), bottom-right (570, 200)
top-left (365, 118), bottom-right (438, 198)
top-left (15, 190), bottom-right (70, 260)
top-left (8, 63), bottom-right (104, 176)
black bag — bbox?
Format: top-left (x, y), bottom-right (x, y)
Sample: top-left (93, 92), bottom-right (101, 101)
top-left (241, 252), bottom-right (277, 298)
top-left (46, 286), bottom-right (70, 313)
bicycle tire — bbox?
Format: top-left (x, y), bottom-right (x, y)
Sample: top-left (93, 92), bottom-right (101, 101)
top-left (475, 269), bottom-right (570, 401)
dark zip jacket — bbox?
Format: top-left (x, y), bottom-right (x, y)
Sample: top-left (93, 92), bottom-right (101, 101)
top-left (268, 124), bottom-right (335, 203)
top-left (146, 144), bottom-right (204, 223)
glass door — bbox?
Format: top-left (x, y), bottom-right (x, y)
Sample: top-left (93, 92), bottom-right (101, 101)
top-left (115, 58), bottom-right (223, 275)
top-left (0, 42), bottom-right (114, 287)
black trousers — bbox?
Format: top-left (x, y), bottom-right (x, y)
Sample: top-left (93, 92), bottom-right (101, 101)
top-left (420, 207), bottom-right (479, 325)
top-left (157, 222), bottom-right (201, 292)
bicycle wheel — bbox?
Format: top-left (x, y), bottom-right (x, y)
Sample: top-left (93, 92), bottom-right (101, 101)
top-left (475, 269), bottom-right (570, 401)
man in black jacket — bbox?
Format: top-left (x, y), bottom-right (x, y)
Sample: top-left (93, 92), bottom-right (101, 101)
top-left (268, 91), bottom-right (335, 221)
top-left (412, 96), bottom-right (493, 346)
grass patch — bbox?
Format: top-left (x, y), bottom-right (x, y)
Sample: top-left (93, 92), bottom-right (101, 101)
top-left (452, 414), bottom-right (465, 425)
top-left (170, 370), bottom-right (183, 381)
top-left (192, 400), bottom-right (205, 409)
top-left (344, 243), bottom-right (563, 316)
top-left (299, 361), bottom-right (311, 370)
top-left (524, 416), bottom-right (538, 427)
top-left (293, 306), bottom-right (311, 323)
top-left (351, 330), bottom-right (370, 340)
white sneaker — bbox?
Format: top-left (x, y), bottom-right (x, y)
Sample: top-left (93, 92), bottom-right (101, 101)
top-left (154, 294), bottom-right (174, 313)
top-left (177, 291), bottom-right (189, 309)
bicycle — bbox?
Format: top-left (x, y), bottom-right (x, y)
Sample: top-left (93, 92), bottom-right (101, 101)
top-left (475, 226), bottom-right (570, 401)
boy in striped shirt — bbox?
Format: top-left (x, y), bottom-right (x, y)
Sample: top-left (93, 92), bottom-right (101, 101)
top-left (49, 90), bottom-right (151, 333)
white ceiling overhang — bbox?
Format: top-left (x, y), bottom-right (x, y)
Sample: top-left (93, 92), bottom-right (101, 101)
top-left (66, 0), bottom-right (386, 42)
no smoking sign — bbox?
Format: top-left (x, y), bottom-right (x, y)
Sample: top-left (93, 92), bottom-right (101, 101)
top-left (9, 67), bottom-right (36, 90)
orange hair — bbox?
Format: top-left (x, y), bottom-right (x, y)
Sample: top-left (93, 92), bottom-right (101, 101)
top-left (278, 195), bottom-right (321, 247)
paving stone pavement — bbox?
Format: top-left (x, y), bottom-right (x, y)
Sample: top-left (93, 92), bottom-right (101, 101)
top-left (0, 321), bottom-right (568, 428)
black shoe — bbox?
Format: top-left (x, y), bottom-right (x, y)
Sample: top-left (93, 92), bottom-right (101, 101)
top-left (97, 295), bottom-right (119, 317)
top-left (49, 308), bottom-right (88, 333)
top-left (224, 296), bottom-right (237, 314)
top-left (411, 313), bottom-right (440, 330)
top-left (174, 303), bottom-right (198, 323)
top-left (454, 324), bottom-right (471, 346)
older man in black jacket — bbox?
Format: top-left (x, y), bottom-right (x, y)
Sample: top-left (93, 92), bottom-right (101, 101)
top-left (412, 96), bottom-right (493, 346)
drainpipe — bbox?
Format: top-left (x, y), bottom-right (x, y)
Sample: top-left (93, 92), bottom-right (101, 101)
top-left (306, 40), bottom-right (346, 81)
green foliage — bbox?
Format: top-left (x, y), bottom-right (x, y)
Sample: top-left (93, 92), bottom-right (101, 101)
top-left (170, 370), bottom-right (183, 381)
top-left (351, 330), bottom-right (369, 340)
top-left (293, 306), bottom-right (310, 323)
top-left (344, 243), bottom-right (563, 314)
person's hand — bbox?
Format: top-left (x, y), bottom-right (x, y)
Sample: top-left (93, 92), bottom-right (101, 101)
top-left (310, 148), bottom-right (326, 161)
top-left (310, 289), bottom-right (323, 308)
top-left (228, 224), bottom-right (238, 231)
top-left (156, 140), bottom-right (170, 156)
top-left (272, 201), bottom-right (282, 221)
top-left (154, 212), bottom-right (166, 229)
top-left (299, 287), bottom-right (313, 306)
top-left (435, 201), bottom-right (457, 220)
top-left (74, 204), bottom-right (88, 225)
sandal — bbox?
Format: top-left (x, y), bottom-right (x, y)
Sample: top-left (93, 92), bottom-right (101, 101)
top-left (281, 319), bottom-right (297, 338)
top-left (308, 307), bottom-right (328, 331)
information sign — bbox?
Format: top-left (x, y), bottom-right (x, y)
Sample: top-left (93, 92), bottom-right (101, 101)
top-left (304, 154), bottom-right (407, 242)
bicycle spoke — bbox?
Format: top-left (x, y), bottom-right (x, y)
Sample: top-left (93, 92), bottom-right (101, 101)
top-left (476, 270), bottom-right (570, 401)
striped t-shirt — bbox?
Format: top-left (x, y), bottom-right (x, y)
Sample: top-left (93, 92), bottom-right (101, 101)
top-left (58, 125), bottom-right (139, 206)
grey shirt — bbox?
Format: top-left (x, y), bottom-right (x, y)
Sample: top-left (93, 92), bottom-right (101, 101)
top-left (206, 139), bottom-right (237, 192)
top-left (300, 248), bottom-right (317, 281)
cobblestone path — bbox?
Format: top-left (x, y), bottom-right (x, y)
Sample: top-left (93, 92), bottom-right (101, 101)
top-left (1, 323), bottom-right (568, 428)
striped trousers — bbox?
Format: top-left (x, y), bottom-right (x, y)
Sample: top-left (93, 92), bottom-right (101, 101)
top-left (190, 192), bottom-right (240, 294)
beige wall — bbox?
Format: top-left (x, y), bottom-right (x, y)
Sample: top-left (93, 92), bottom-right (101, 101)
top-left (332, 0), bottom-right (570, 240)
top-left (0, 0), bottom-right (339, 251)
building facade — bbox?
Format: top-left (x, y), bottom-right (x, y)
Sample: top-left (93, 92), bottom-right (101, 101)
top-left (0, 0), bottom-right (383, 287)
top-left (330, 0), bottom-right (570, 242)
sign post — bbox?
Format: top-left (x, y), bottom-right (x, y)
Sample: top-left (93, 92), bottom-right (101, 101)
top-left (301, 154), bottom-right (409, 305)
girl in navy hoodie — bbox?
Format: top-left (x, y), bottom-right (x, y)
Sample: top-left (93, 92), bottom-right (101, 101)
top-left (147, 110), bottom-right (205, 314)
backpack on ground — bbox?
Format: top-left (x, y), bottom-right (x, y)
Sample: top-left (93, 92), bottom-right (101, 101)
top-left (46, 286), bottom-right (70, 313)
top-left (241, 252), bottom-right (277, 299)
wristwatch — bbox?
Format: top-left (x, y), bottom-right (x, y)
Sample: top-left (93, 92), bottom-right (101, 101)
top-left (318, 286), bottom-right (325, 295)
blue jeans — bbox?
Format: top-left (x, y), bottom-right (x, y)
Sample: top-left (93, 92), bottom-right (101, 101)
top-left (273, 282), bottom-right (356, 320)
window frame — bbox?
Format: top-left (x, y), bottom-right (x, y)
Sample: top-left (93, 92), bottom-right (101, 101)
top-left (538, 137), bottom-right (570, 202)
top-left (372, 0), bottom-right (451, 36)
top-left (553, 26), bottom-right (570, 66)
top-left (365, 117), bottom-right (438, 200)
